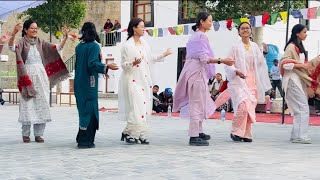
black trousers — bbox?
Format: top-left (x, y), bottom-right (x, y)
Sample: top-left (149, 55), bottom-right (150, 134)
top-left (76, 114), bottom-right (98, 146)
top-left (271, 80), bottom-right (284, 97)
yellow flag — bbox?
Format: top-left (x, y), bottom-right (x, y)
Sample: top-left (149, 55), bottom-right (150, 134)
top-left (240, 18), bottom-right (250, 23)
top-left (279, 11), bottom-right (288, 24)
top-left (153, 28), bottom-right (158, 37)
top-left (176, 26), bottom-right (184, 35)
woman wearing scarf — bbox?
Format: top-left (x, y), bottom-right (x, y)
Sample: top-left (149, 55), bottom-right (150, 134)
top-left (118, 18), bottom-right (172, 144)
top-left (225, 22), bottom-right (271, 143)
top-left (9, 20), bottom-right (70, 143)
top-left (173, 12), bottom-right (234, 146)
top-left (280, 24), bottom-right (320, 144)
top-left (74, 22), bottom-right (118, 149)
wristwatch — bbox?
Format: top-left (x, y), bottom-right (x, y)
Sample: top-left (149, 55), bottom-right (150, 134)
top-left (217, 58), bottom-right (221, 64)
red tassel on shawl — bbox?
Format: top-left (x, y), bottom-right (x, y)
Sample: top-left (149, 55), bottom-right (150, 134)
top-left (17, 75), bottom-right (32, 91)
top-left (45, 58), bottom-right (67, 77)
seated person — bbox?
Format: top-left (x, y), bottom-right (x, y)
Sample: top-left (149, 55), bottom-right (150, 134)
top-left (210, 73), bottom-right (224, 100)
top-left (152, 85), bottom-right (162, 113)
top-left (158, 88), bottom-right (173, 112)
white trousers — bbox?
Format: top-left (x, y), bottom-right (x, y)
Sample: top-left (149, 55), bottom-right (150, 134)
top-left (285, 79), bottom-right (309, 139)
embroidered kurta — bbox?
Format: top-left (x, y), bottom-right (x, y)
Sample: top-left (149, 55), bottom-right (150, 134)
top-left (225, 41), bottom-right (271, 122)
top-left (118, 37), bottom-right (165, 138)
top-left (173, 31), bottom-right (216, 119)
top-left (74, 41), bottom-right (107, 130)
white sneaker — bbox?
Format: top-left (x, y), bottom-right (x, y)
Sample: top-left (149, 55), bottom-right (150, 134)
top-left (266, 110), bottom-right (271, 114)
top-left (291, 138), bottom-right (312, 144)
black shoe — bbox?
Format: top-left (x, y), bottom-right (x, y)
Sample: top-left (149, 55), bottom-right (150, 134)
top-left (189, 137), bottom-right (209, 146)
top-left (77, 144), bottom-right (95, 149)
top-left (121, 133), bottom-right (137, 144)
top-left (242, 138), bottom-right (253, 142)
top-left (199, 133), bottom-right (211, 140)
top-left (0, 100), bottom-right (4, 105)
top-left (138, 138), bottom-right (150, 145)
top-left (230, 134), bottom-right (242, 142)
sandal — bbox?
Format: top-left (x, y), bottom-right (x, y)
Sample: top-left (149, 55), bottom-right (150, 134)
top-left (23, 136), bottom-right (30, 143)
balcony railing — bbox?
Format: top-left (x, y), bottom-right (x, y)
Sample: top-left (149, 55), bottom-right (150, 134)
top-left (65, 54), bottom-right (76, 73)
top-left (100, 31), bottom-right (121, 47)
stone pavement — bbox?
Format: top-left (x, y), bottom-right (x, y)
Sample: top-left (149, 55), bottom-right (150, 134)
top-left (0, 99), bottom-right (320, 180)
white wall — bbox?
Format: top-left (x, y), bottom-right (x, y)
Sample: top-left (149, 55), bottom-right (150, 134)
top-left (100, 0), bottom-right (320, 94)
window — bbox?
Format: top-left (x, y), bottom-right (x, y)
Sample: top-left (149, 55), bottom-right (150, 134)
top-left (177, 47), bottom-right (186, 81)
top-left (178, 0), bottom-right (201, 24)
top-left (131, 0), bottom-right (154, 27)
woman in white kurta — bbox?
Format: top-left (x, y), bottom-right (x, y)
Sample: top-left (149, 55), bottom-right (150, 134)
top-left (118, 18), bottom-right (172, 144)
top-left (225, 22), bottom-right (271, 142)
top-left (9, 21), bottom-right (69, 143)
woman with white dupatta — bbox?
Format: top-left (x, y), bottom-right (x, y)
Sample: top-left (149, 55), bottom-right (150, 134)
top-left (118, 18), bottom-right (172, 144)
top-left (225, 22), bottom-right (271, 142)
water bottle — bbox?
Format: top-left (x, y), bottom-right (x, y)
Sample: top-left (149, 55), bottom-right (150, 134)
top-left (221, 109), bottom-right (226, 121)
top-left (167, 105), bottom-right (172, 117)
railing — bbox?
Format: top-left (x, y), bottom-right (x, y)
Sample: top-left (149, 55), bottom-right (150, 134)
top-left (65, 54), bottom-right (76, 73)
top-left (100, 31), bottom-right (121, 47)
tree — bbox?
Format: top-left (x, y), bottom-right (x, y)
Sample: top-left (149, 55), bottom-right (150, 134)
top-left (190, 0), bottom-right (306, 45)
top-left (18, 0), bottom-right (86, 38)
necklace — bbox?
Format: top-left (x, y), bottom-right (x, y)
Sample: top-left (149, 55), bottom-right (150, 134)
top-left (244, 43), bottom-right (251, 51)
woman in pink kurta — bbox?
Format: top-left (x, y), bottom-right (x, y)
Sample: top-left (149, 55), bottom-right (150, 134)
top-left (225, 22), bottom-right (271, 142)
top-left (173, 12), bottom-right (234, 146)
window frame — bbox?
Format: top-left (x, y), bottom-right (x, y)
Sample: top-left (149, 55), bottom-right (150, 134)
top-left (131, 0), bottom-right (154, 27)
top-left (178, 0), bottom-right (198, 24)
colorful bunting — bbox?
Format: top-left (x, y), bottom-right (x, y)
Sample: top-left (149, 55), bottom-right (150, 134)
top-left (213, 21), bottom-right (220, 31)
top-left (268, 12), bottom-right (279, 25)
top-left (183, 25), bottom-right (189, 35)
top-left (255, 16), bottom-right (262, 27)
top-left (279, 11), bottom-right (288, 23)
top-left (115, 6), bottom-right (320, 37)
top-left (168, 27), bottom-right (175, 35)
top-left (291, 10), bottom-right (303, 18)
top-left (249, 16), bottom-right (256, 27)
top-left (307, 7), bottom-right (317, 19)
top-left (226, 19), bottom-right (233, 30)
top-left (262, 13), bottom-right (270, 25)
top-left (300, 8), bottom-right (308, 19)
top-left (240, 17), bottom-right (250, 23)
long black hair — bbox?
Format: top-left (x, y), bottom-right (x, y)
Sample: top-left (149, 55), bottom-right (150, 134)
top-left (126, 17), bottom-right (144, 40)
top-left (22, 19), bottom-right (36, 37)
top-left (284, 24), bottom-right (307, 59)
top-left (191, 12), bottom-right (211, 32)
top-left (79, 22), bottom-right (100, 43)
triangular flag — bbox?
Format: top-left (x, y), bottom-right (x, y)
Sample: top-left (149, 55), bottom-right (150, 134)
top-left (317, 7), bottom-right (320, 16)
top-left (240, 17), bottom-right (250, 23)
top-left (147, 29), bottom-right (153, 37)
top-left (291, 10), bottom-right (303, 18)
top-left (163, 28), bottom-right (169, 36)
top-left (307, 7), bottom-right (317, 19)
top-left (233, 19), bottom-right (241, 26)
top-left (158, 28), bottom-right (163, 37)
top-left (226, 19), bottom-right (232, 30)
top-left (268, 12), bottom-right (279, 25)
top-left (174, 26), bottom-right (184, 35)
top-left (153, 28), bottom-right (158, 37)
top-left (255, 15), bottom-right (262, 27)
top-left (249, 16), bottom-right (256, 27)
top-left (168, 27), bottom-right (176, 35)
top-left (183, 25), bottom-right (189, 35)
top-left (279, 11), bottom-right (288, 23)
top-left (300, 8), bottom-right (308, 19)
top-left (262, 13), bottom-right (270, 25)
top-left (219, 20), bottom-right (227, 30)
top-left (213, 21), bottom-right (220, 31)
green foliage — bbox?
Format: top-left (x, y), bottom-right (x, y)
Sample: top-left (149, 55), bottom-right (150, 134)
top-left (0, 70), bottom-right (17, 77)
top-left (191, 0), bottom-right (305, 21)
top-left (18, 0), bottom-right (86, 36)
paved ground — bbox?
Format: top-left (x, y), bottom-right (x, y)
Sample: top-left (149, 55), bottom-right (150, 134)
top-left (0, 99), bottom-right (320, 180)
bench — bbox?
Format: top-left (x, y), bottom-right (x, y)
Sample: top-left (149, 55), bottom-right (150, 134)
top-left (59, 92), bottom-right (76, 107)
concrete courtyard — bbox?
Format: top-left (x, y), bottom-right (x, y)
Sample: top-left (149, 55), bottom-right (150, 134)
top-left (0, 99), bottom-right (319, 180)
